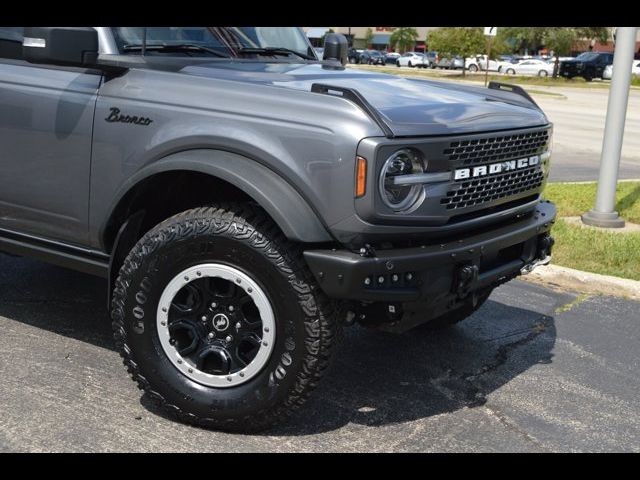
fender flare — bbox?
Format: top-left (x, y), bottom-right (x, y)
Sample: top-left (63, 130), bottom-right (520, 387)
top-left (101, 149), bottom-right (333, 248)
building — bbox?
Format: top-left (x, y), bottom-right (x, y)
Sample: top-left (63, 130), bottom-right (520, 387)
top-left (304, 27), bottom-right (437, 52)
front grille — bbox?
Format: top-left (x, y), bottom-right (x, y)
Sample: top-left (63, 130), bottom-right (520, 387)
top-left (441, 166), bottom-right (544, 210)
top-left (443, 129), bottom-right (550, 166)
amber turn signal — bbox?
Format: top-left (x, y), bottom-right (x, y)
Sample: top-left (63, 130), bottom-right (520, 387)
top-left (355, 156), bottom-right (367, 198)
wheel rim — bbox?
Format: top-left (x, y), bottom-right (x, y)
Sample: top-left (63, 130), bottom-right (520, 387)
top-left (157, 264), bottom-right (275, 388)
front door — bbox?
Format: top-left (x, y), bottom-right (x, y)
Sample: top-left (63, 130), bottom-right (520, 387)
top-left (0, 27), bottom-right (101, 245)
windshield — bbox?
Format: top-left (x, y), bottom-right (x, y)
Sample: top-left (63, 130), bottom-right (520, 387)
top-left (111, 27), bottom-right (312, 57)
top-left (575, 52), bottom-right (599, 61)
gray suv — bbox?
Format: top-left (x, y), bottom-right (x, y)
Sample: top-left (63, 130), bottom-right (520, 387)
top-left (0, 27), bottom-right (556, 432)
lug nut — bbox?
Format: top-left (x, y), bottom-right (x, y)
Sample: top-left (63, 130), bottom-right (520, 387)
top-left (201, 315), bottom-right (207, 322)
top-left (406, 272), bottom-right (413, 281)
top-left (391, 274), bottom-right (399, 282)
top-left (208, 332), bottom-right (215, 340)
top-left (211, 302), bottom-right (217, 309)
top-left (364, 277), bottom-right (371, 286)
top-left (378, 276), bottom-right (385, 284)
top-left (225, 335), bottom-right (232, 343)
top-left (235, 322), bottom-right (242, 329)
top-left (228, 305), bottom-right (234, 312)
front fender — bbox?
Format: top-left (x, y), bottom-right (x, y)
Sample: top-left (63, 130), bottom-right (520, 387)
top-left (99, 149), bottom-right (333, 246)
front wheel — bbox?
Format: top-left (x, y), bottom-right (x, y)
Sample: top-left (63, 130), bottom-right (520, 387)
top-left (506, 68), bottom-right (516, 75)
top-left (468, 64), bottom-right (478, 72)
top-left (111, 205), bottom-right (339, 432)
top-left (538, 70), bottom-right (548, 77)
top-left (408, 61), bottom-right (413, 68)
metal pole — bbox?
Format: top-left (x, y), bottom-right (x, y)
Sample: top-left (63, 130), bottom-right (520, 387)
top-left (484, 36), bottom-right (492, 87)
top-left (582, 26), bottom-right (638, 228)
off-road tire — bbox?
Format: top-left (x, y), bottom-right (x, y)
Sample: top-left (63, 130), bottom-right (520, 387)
top-left (111, 204), bottom-right (339, 432)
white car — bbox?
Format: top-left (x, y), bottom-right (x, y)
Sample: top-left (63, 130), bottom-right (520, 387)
top-left (465, 55), bottom-right (500, 72)
top-left (603, 61), bottom-right (640, 80)
top-left (502, 59), bottom-right (555, 77)
top-left (396, 52), bottom-right (426, 68)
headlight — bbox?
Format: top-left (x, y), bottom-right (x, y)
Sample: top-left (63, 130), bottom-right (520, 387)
top-left (378, 148), bottom-right (426, 212)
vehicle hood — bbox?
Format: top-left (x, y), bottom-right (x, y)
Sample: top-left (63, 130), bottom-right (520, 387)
top-left (180, 62), bottom-right (549, 136)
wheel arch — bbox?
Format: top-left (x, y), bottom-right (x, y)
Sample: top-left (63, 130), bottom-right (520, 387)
top-left (102, 150), bottom-right (333, 307)
top-left (101, 149), bottom-right (332, 253)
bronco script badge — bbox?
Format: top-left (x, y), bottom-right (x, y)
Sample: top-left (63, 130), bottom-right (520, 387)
top-left (105, 107), bottom-right (153, 126)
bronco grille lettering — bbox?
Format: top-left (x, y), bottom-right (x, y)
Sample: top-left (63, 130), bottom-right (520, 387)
top-left (454, 155), bottom-right (539, 181)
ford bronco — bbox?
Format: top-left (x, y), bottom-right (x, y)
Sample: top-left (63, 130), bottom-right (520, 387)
top-left (0, 27), bottom-right (556, 431)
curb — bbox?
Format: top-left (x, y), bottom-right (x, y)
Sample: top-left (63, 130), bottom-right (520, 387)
top-left (519, 263), bottom-right (640, 301)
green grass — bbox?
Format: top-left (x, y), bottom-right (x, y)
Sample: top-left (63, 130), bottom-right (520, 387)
top-left (543, 182), bottom-right (640, 280)
top-left (544, 181), bottom-right (640, 223)
top-left (548, 219), bottom-right (640, 280)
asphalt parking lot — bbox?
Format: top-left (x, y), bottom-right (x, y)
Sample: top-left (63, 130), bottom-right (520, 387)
top-left (1, 253), bottom-right (639, 452)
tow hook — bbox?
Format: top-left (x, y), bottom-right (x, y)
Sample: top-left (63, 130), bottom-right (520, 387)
top-left (520, 255), bottom-right (552, 275)
top-left (521, 235), bottom-right (554, 275)
top-left (455, 264), bottom-right (479, 298)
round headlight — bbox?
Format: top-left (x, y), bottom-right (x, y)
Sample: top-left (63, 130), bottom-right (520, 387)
top-left (379, 148), bottom-right (426, 212)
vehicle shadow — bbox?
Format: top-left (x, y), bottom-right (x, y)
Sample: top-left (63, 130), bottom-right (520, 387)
top-left (0, 254), bottom-right (113, 349)
top-left (264, 298), bottom-right (557, 436)
top-left (0, 254), bottom-right (558, 435)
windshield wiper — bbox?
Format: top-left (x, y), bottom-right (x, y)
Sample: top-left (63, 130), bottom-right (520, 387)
top-left (122, 43), bottom-right (231, 57)
top-left (237, 47), bottom-right (315, 61)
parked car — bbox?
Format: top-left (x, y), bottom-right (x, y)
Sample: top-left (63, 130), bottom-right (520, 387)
top-left (559, 52), bottom-right (614, 81)
top-left (603, 60), bottom-right (640, 80)
top-left (503, 59), bottom-right (555, 77)
top-left (359, 49), bottom-right (385, 65)
top-left (423, 51), bottom-right (438, 68)
top-left (466, 55), bottom-right (499, 72)
top-left (436, 56), bottom-right (464, 70)
top-left (496, 55), bottom-right (521, 73)
top-left (347, 47), bottom-right (362, 64)
top-left (0, 27), bottom-right (556, 433)
top-left (396, 51), bottom-right (426, 68)
top-left (384, 52), bottom-right (401, 64)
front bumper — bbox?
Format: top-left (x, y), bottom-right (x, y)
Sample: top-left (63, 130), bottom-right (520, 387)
top-left (304, 200), bottom-right (556, 302)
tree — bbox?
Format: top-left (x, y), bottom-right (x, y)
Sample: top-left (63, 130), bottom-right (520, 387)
top-left (364, 28), bottom-right (374, 49)
top-left (543, 28), bottom-right (577, 77)
top-left (575, 27), bottom-right (610, 45)
top-left (497, 27), bottom-right (611, 78)
top-left (389, 27), bottom-right (419, 53)
top-left (498, 27), bottom-right (547, 55)
top-left (427, 27), bottom-right (486, 76)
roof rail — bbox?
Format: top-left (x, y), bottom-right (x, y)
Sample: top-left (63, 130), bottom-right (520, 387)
top-left (487, 81), bottom-right (540, 109)
top-left (311, 83), bottom-right (394, 138)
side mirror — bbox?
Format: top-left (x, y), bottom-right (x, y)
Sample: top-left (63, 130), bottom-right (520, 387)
top-left (323, 33), bottom-right (348, 66)
top-left (23, 27), bottom-right (98, 68)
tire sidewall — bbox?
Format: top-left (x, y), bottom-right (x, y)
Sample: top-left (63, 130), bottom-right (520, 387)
top-left (117, 222), bottom-right (312, 422)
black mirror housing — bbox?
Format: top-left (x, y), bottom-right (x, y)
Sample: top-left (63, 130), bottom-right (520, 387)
top-left (23, 27), bottom-right (98, 68)
top-left (323, 33), bottom-right (348, 66)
